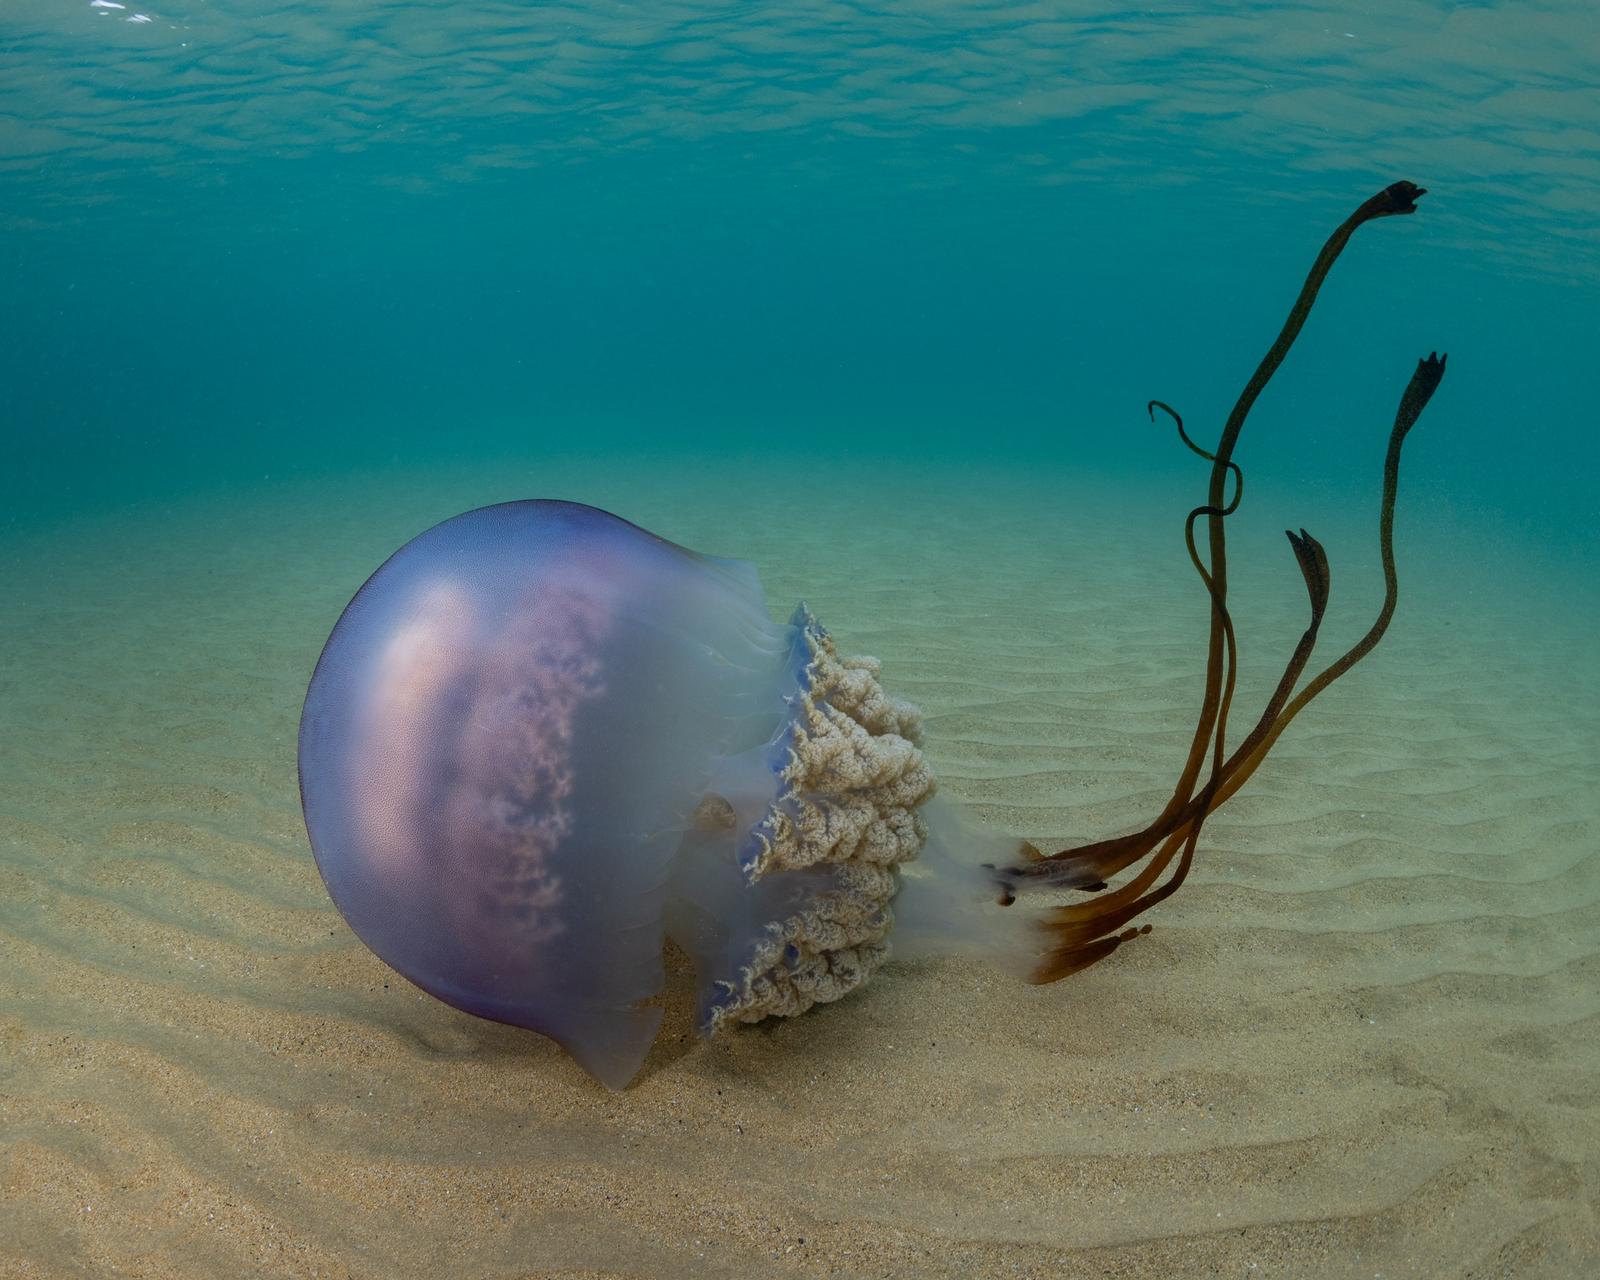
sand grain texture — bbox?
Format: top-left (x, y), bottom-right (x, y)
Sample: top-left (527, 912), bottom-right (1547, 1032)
top-left (2, 463), bottom-right (1596, 1279)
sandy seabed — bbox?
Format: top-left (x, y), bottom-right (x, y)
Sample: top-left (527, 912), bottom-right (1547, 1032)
top-left (2, 457), bottom-right (1595, 1279)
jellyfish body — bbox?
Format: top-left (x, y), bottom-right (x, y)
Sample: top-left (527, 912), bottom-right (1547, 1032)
top-left (298, 500), bottom-right (944, 1088)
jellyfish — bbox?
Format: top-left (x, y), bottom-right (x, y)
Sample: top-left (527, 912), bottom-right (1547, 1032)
top-left (298, 181), bottom-right (1448, 1088)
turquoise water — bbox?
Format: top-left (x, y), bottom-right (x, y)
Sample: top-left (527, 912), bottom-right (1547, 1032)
top-left (4, 1), bottom-right (1597, 560)
top-left (4, 4), bottom-right (1599, 1276)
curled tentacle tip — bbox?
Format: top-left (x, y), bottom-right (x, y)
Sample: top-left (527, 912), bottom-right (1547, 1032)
top-left (1146, 399), bottom-right (1180, 425)
top-left (1309, 532), bottom-right (1330, 584)
top-left (1029, 922), bottom-right (1157, 984)
top-left (1286, 526), bottom-right (1329, 577)
top-left (1286, 529), bottom-right (1311, 577)
top-left (1399, 352), bottom-right (1449, 427)
top-left (1381, 180), bottom-right (1427, 213)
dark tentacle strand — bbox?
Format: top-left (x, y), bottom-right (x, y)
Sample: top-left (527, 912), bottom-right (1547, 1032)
top-left (996, 183), bottom-right (1446, 984)
top-left (1148, 399), bottom-right (1243, 515)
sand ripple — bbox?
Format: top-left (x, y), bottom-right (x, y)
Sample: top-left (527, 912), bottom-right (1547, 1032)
top-left (2, 467), bottom-right (1596, 1278)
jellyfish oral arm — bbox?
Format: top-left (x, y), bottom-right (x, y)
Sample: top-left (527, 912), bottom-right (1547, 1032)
top-left (996, 183), bottom-right (1450, 983)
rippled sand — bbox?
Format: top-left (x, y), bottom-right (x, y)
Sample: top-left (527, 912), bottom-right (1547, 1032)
top-left (3, 460), bottom-right (1595, 1278)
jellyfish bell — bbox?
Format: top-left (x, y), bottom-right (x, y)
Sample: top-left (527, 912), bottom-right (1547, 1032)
top-left (298, 499), bottom-right (1011, 1088)
top-left (298, 180), bottom-right (1449, 1089)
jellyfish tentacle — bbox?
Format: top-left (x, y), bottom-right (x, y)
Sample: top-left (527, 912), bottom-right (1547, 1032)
top-left (1015, 184), bottom-right (1424, 888)
top-left (1032, 824), bottom-right (1200, 983)
top-left (1149, 400), bottom-right (1244, 514)
top-left (1160, 397), bottom-right (1244, 835)
top-left (1024, 534), bottom-right (1337, 972)
top-left (1011, 529), bottom-right (1333, 913)
top-left (1024, 350), bottom-right (1445, 977)
top-left (1137, 181), bottom-right (1429, 866)
top-left (1185, 350), bottom-right (1448, 805)
top-left (1001, 184), bottom-right (1440, 980)
top-left (1015, 524), bottom-right (1332, 907)
top-left (998, 526), bottom-right (1327, 895)
top-left (998, 403), bottom-right (1247, 893)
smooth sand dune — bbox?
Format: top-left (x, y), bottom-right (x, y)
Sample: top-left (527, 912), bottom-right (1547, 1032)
top-left (1, 460), bottom-right (1596, 1279)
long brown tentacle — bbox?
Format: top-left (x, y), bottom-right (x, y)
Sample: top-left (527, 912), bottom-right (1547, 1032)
top-left (1000, 182), bottom-right (1429, 899)
top-left (1149, 400), bottom-right (1243, 513)
top-left (996, 183), bottom-right (1444, 981)
top-left (1050, 525), bottom-right (1333, 889)
top-left (1025, 536), bottom-right (1331, 950)
top-left (1190, 352), bottom-right (1448, 805)
top-left (1161, 398), bottom-right (1244, 881)
top-left (1028, 351), bottom-right (1437, 976)
top-left (1022, 353), bottom-right (1444, 979)
top-left (997, 402), bottom-right (1245, 897)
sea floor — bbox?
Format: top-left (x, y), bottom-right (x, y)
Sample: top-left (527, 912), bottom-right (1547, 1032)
top-left (1, 455), bottom-right (1596, 1278)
